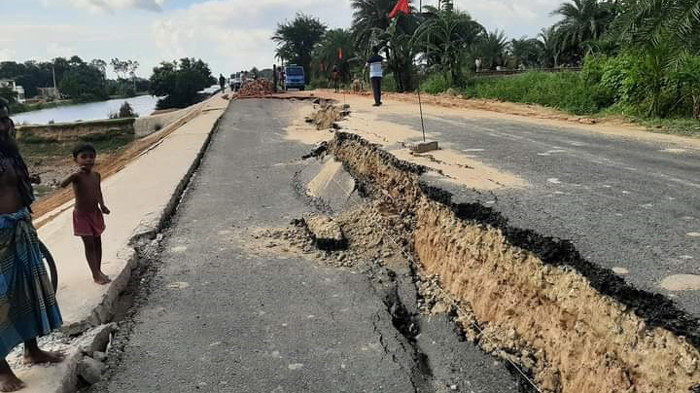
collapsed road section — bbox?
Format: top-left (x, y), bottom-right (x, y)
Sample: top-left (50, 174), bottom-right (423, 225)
top-left (307, 131), bottom-right (700, 393)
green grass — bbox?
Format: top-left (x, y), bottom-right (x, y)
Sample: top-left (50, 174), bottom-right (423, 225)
top-left (460, 72), bottom-right (615, 115)
top-left (417, 71), bottom-right (700, 137)
top-left (19, 135), bottom-right (134, 158)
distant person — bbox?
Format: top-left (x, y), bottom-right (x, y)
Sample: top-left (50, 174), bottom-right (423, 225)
top-left (280, 68), bottom-right (286, 91)
top-left (272, 64), bottom-right (278, 93)
top-left (365, 46), bottom-right (385, 107)
top-left (0, 99), bottom-right (64, 392)
top-left (219, 74), bottom-right (226, 92)
top-left (60, 143), bottom-right (111, 285)
top-left (475, 57), bottom-right (482, 72)
top-left (330, 65), bottom-right (340, 93)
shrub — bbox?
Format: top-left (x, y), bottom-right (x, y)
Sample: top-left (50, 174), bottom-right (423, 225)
top-left (462, 71), bottom-right (613, 115)
top-left (421, 74), bottom-right (451, 94)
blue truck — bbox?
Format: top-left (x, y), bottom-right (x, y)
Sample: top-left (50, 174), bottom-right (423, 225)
top-left (284, 65), bottom-right (305, 91)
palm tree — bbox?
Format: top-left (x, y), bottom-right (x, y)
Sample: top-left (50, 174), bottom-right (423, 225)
top-left (351, 0), bottom-right (419, 92)
top-left (271, 13), bottom-right (327, 83)
top-left (413, 3), bottom-right (484, 82)
top-left (313, 29), bottom-right (357, 82)
top-left (537, 26), bottom-right (562, 67)
top-left (615, 0), bottom-right (700, 51)
top-left (478, 29), bottom-right (509, 70)
top-left (509, 37), bottom-right (543, 68)
top-left (552, 0), bottom-right (616, 60)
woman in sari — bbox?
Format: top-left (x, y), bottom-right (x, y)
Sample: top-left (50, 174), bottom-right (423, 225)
top-left (0, 100), bottom-right (63, 392)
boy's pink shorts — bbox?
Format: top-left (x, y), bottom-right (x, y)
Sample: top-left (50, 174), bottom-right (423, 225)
top-left (73, 210), bottom-right (105, 237)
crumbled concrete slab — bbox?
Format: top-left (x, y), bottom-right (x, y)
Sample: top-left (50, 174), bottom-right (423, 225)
top-left (409, 141), bottom-right (439, 153)
top-left (302, 213), bottom-right (347, 250)
top-left (78, 356), bottom-right (106, 385)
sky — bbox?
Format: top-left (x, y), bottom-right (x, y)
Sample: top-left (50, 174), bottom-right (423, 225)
top-left (1, 0), bottom-right (563, 79)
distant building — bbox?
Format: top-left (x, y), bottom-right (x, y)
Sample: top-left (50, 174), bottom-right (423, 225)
top-left (0, 79), bottom-right (26, 103)
top-left (37, 87), bottom-right (61, 100)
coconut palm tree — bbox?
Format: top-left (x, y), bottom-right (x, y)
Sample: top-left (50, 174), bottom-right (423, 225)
top-left (538, 26), bottom-right (563, 67)
top-left (351, 0), bottom-right (419, 92)
top-left (508, 37), bottom-right (543, 68)
top-left (615, 0), bottom-right (700, 51)
top-left (271, 13), bottom-right (327, 83)
top-left (413, 3), bottom-right (484, 82)
top-left (351, 0), bottom-right (407, 52)
top-left (313, 29), bottom-right (357, 82)
top-left (478, 29), bottom-right (509, 70)
top-left (552, 0), bottom-right (616, 60)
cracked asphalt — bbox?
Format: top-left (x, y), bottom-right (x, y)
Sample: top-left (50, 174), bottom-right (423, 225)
top-left (93, 99), bottom-right (521, 393)
top-left (380, 109), bottom-right (700, 317)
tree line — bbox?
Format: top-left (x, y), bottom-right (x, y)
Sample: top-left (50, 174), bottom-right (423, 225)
top-left (0, 56), bottom-right (148, 107)
top-left (272, 0), bottom-right (700, 119)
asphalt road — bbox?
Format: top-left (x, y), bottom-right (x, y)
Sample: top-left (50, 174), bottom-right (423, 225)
top-left (94, 99), bottom-right (521, 393)
top-left (381, 108), bottom-right (700, 317)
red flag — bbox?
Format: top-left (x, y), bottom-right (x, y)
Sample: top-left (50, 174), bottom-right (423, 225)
top-left (389, 0), bottom-right (410, 18)
top-left (338, 47), bottom-right (343, 60)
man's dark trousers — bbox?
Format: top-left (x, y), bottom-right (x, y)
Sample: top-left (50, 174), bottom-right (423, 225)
top-left (371, 77), bottom-right (382, 105)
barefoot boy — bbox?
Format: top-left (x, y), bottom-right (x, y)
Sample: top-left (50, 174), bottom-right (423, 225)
top-left (61, 143), bottom-right (111, 285)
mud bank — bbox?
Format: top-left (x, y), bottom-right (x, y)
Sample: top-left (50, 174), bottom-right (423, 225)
top-left (324, 132), bottom-right (700, 393)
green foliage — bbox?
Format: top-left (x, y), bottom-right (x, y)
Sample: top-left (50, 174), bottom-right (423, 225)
top-left (462, 72), bottom-right (613, 115)
top-left (0, 86), bottom-right (17, 104)
top-left (109, 101), bottom-right (138, 119)
top-left (149, 58), bottom-right (215, 109)
top-left (413, 4), bottom-right (484, 83)
top-left (312, 29), bottom-right (356, 81)
top-left (421, 73), bottom-right (451, 94)
top-left (478, 30), bottom-right (509, 70)
top-left (272, 13), bottom-right (327, 84)
top-left (58, 59), bottom-right (109, 102)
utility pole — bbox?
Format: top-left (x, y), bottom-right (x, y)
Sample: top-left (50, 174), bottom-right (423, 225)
top-left (52, 65), bottom-right (58, 98)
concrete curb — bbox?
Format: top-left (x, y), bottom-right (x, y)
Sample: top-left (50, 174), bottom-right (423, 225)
top-left (15, 96), bottom-right (231, 393)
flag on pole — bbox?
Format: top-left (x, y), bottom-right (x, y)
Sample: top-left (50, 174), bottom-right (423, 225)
top-left (338, 47), bottom-right (343, 60)
top-left (389, 0), bottom-right (410, 18)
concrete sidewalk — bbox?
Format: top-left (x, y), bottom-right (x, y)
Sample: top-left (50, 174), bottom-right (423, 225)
top-left (9, 94), bottom-right (230, 393)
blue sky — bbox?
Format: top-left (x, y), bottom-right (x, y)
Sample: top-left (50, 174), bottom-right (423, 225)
top-left (2, 0), bottom-right (561, 78)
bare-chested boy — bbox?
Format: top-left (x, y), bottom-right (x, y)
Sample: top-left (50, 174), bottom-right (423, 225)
top-left (61, 143), bottom-right (111, 285)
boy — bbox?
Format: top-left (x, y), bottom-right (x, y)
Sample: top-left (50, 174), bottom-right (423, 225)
top-left (61, 143), bottom-right (111, 285)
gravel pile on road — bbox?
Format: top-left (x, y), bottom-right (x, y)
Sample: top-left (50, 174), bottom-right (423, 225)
top-left (305, 103), bottom-right (350, 130)
top-left (238, 79), bottom-right (275, 97)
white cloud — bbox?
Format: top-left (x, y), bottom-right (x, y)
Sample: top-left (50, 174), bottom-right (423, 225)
top-left (455, 0), bottom-right (562, 38)
top-left (47, 42), bottom-right (77, 57)
top-left (150, 0), bottom-right (353, 74)
top-left (46, 0), bottom-right (166, 12)
top-left (0, 48), bottom-right (16, 62)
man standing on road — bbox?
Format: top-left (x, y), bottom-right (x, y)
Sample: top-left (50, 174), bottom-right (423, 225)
top-left (366, 46), bottom-right (384, 107)
top-left (0, 100), bottom-right (64, 392)
top-left (218, 74), bottom-right (226, 93)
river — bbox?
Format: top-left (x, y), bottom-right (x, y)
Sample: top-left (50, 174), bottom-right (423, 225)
top-left (12, 95), bottom-right (160, 125)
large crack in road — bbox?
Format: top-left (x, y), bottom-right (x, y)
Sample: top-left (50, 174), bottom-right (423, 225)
top-left (85, 98), bottom-right (699, 393)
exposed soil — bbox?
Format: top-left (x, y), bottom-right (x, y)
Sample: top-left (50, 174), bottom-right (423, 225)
top-left (305, 131), bottom-right (700, 393)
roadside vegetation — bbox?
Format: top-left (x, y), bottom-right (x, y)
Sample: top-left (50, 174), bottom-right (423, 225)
top-left (0, 56), bottom-right (149, 114)
top-left (272, 0), bottom-right (700, 134)
top-left (148, 58), bottom-right (216, 109)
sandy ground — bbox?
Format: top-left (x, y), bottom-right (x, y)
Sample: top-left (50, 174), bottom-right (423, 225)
top-left (285, 96), bottom-right (528, 191)
top-left (303, 90), bottom-right (700, 150)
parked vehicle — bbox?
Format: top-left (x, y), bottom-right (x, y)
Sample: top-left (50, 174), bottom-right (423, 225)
top-left (284, 65), bottom-right (305, 91)
top-left (230, 72), bottom-right (243, 91)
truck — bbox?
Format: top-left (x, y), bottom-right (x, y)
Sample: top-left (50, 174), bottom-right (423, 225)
top-left (230, 72), bottom-right (243, 92)
top-left (284, 65), bottom-right (305, 91)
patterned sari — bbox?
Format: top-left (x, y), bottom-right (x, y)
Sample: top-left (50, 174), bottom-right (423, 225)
top-left (0, 209), bottom-right (62, 358)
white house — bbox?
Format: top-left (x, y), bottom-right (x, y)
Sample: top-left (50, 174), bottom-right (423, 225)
top-left (0, 79), bottom-right (26, 103)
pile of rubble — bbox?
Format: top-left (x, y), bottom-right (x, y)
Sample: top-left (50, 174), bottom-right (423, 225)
top-left (238, 79), bottom-right (275, 97)
top-left (305, 101), bottom-right (350, 130)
